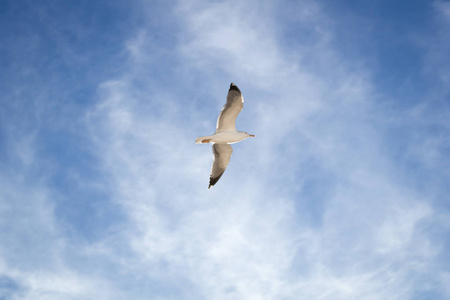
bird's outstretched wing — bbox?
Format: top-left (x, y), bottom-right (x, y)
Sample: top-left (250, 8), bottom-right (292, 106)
top-left (215, 83), bottom-right (244, 133)
top-left (209, 143), bottom-right (233, 189)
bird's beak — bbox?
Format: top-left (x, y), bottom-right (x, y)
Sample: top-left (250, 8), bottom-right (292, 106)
top-left (249, 134), bottom-right (255, 137)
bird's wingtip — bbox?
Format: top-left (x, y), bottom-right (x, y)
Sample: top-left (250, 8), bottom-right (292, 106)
top-left (229, 82), bottom-right (241, 93)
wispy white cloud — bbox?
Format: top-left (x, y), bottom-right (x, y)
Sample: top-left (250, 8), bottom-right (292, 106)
top-left (0, 157), bottom-right (120, 299)
top-left (1, 0), bottom-right (449, 299)
top-left (82, 0), bottom-right (450, 299)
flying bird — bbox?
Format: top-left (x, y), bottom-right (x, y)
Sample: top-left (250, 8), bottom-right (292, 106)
top-left (196, 83), bottom-right (255, 189)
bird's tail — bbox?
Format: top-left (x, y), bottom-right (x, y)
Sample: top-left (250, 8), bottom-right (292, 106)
top-left (195, 136), bottom-right (211, 144)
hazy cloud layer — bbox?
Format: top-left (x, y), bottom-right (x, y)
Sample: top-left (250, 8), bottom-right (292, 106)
top-left (1, 0), bottom-right (449, 299)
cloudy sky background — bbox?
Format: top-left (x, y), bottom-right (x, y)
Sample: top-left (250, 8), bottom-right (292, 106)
top-left (1, 0), bottom-right (450, 299)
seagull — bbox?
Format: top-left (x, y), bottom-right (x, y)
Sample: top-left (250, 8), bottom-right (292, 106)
top-left (196, 83), bottom-right (255, 189)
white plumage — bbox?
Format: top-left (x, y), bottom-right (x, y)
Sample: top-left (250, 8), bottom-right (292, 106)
top-left (195, 83), bottom-right (254, 189)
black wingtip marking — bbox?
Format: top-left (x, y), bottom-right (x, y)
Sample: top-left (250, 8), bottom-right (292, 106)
top-left (229, 82), bottom-right (241, 93)
top-left (208, 172), bottom-right (225, 189)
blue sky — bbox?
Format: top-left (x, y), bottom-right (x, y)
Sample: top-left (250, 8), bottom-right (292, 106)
top-left (1, 0), bottom-right (450, 299)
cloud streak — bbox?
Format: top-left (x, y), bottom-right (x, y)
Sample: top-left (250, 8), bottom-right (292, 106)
top-left (84, 0), bottom-right (449, 299)
top-left (1, 0), bottom-right (449, 299)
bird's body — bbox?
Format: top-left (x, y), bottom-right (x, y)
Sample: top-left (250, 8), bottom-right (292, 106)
top-left (196, 83), bottom-right (254, 189)
top-left (195, 131), bottom-right (250, 144)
